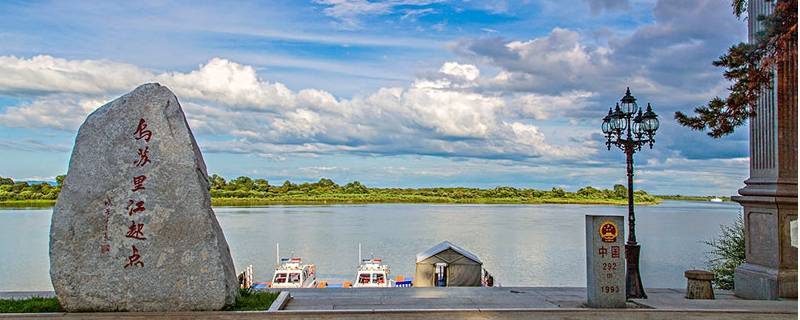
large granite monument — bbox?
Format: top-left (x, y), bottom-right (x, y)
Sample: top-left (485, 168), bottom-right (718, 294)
top-left (50, 83), bottom-right (239, 311)
top-left (732, 0), bottom-right (797, 300)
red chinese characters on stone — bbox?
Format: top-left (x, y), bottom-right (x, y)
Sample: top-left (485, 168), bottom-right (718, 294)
top-left (124, 118), bottom-right (154, 269)
top-left (100, 244), bottom-right (110, 254)
top-left (598, 246), bottom-right (608, 258)
top-left (133, 118), bottom-right (153, 142)
top-left (127, 200), bottom-right (145, 216)
top-left (133, 146), bottom-right (151, 167)
top-left (131, 175), bottom-right (146, 192)
top-left (611, 246), bottom-right (620, 259)
top-left (102, 197), bottom-right (112, 241)
top-left (124, 245), bottom-right (144, 268)
top-left (125, 221), bottom-right (147, 240)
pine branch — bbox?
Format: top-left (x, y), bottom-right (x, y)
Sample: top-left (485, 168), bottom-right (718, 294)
top-left (675, 0), bottom-right (797, 138)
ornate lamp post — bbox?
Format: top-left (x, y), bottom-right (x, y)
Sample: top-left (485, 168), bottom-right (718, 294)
top-left (601, 87), bottom-right (659, 299)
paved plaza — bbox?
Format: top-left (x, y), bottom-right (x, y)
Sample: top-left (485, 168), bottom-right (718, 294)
top-left (2, 287), bottom-right (796, 319)
top-left (275, 287), bottom-right (796, 312)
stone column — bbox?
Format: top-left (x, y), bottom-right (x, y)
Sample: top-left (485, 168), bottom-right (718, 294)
top-left (732, 0), bottom-right (798, 300)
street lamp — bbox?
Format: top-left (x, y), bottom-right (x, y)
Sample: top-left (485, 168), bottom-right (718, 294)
top-left (601, 87), bottom-right (659, 299)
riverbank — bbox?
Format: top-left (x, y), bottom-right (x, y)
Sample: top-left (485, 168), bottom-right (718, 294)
top-left (0, 196), bottom-right (661, 208)
top-left (656, 195), bottom-right (732, 202)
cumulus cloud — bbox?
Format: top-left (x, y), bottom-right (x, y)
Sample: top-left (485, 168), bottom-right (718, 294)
top-left (453, 0), bottom-right (744, 106)
top-left (0, 94), bottom-right (109, 130)
top-left (157, 58), bottom-right (297, 110)
top-left (0, 55), bottom-right (150, 96)
top-left (439, 62), bottom-right (480, 81)
top-left (453, 28), bottom-right (612, 95)
top-left (512, 91), bottom-right (595, 120)
top-left (0, 55), bottom-right (592, 161)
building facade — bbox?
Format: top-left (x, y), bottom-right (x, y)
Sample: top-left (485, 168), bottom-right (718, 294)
top-left (732, 0), bottom-right (798, 300)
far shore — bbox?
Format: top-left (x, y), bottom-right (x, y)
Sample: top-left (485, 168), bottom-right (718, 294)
top-left (0, 196), bottom-right (731, 209)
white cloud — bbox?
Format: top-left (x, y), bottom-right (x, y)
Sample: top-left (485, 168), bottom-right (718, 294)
top-left (439, 62), bottom-right (480, 81)
top-left (0, 55), bottom-right (150, 96)
top-left (158, 58), bottom-right (296, 110)
top-left (401, 8), bottom-right (436, 21)
top-left (313, 0), bottom-right (444, 29)
top-left (512, 91), bottom-right (595, 120)
top-left (452, 0), bottom-right (745, 105)
top-left (454, 28), bottom-right (613, 93)
top-left (0, 94), bottom-right (109, 130)
top-left (0, 55), bottom-right (591, 161)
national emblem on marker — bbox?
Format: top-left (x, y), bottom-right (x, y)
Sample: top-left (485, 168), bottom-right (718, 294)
top-left (599, 221), bottom-right (618, 243)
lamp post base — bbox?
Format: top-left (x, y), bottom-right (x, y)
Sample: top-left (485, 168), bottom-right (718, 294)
top-left (625, 243), bottom-right (647, 299)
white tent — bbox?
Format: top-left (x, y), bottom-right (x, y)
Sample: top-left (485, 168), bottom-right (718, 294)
top-left (414, 241), bottom-right (483, 287)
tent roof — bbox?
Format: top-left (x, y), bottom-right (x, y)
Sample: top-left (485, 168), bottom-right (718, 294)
top-left (416, 241), bottom-right (482, 264)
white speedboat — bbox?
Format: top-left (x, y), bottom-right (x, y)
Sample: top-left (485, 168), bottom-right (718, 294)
top-left (353, 258), bottom-right (393, 288)
top-left (709, 197), bottom-right (723, 203)
top-left (270, 257), bottom-right (317, 288)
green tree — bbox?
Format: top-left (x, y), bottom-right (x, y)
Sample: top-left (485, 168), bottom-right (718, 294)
top-left (577, 186), bottom-right (600, 197)
top-left (280, 180), bottom-right (297, 192)
top-left (55, 175), bottom-right (65, 186)
top-left (254, 179), bottom-right (270, 192)
top-left (0, 176), bottom-right (14, 186)
top-left (704, 215), bottom-right (745, 289)
top-left (209, 174), bottom-right (227, 190)
top-left (550, 187), bottom-right (565, 197)
top-left (675, 0), bottom-right (797, 137)
top-left (12, 182), bottom-right (29, 193)
top-left (316, 178), bottom-right (338, 188)
top-left (613, 184), bottom-right (627, 198)
top-left (230, 176), bottom-right (255, 191)
top-left (343, 181), bottom-right (369, 194)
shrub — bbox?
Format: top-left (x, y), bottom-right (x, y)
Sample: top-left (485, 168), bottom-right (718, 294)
top-left (704, 215), bottom-right (745, 290)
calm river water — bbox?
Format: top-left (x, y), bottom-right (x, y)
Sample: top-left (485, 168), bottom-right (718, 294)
top-left (0, 201), bottom-right (739, 291)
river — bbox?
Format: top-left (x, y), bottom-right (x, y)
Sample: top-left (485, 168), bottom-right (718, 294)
top-left (0, 200), bottom-right (740, 291)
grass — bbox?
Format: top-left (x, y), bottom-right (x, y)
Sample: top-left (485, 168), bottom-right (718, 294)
top-left (0, 199), bottom-right (56, 208)
top-left (0, 290), bottom-right (278, 313)
top-left (224, 289), bottom-right (280, 311)
top-left (0, 296), bottom-right (63, 313)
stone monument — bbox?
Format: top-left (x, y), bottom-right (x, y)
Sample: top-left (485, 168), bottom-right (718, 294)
top-left (586, 215), bottom-right (626, 308)
top-left (732, 0), bottom-right (798, 300)
top-left (50, 83), bottom-right (239, 311)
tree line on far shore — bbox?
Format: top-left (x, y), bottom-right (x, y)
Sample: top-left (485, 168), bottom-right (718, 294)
top-left (0, 174), bottom-right (657, 204)
top-left (0, 176), bottom-right (64, 201)
top-left (207, 174), bottom-right (656, 202)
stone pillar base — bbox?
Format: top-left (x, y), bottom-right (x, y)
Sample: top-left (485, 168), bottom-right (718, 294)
top-left (734, 262), bottom-right (798, 300)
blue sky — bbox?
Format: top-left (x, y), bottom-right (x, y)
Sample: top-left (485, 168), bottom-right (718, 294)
top-left (0, 0), bottom-right (750, 195)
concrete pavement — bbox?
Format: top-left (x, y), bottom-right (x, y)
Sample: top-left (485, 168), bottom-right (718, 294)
top-left (1, 287), bottom-right (796, 319)
top-left (275, 287), bottom-right (796, 312)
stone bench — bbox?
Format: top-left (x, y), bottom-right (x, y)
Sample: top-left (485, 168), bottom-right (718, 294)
top-left (684, 270), bottom-right (715, 299)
